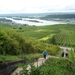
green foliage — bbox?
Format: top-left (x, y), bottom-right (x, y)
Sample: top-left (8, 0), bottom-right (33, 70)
top-left (18, 24), bottom-right (75, 47)
top-left (0, 53), bottom-right (42, 63)
top-left (48, 35), bottom-right (56, 45)
top-left (53, 24), bottom-right (75, 47)
top-left (19, 53), bottom-right (42, 60)
top-left (41, 58), bottom-right (75, 75)
top-left (1, 23), bottom-right (75, 48)
top-left (0, 24), bottom-right (61, 56)
top-left (0, 55), bottom-right (21, 63)
top-left (15, 63), bottom-right (40, 75)
top-left (19, 26), bottom-right (22, 29)
top-left (68, 50), bottom-right (75, 63)
top-left (0, 29), bottom-right (22, 55)
top-left (0, 30), bottom-right (37, 55)
top-left (0, 27), bottom-right (60, 56)
top-left (15, 58), bottom-right (75, 75)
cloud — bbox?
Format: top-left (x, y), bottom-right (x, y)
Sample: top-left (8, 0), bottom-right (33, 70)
top-left (65, 3), bottom-right (75, 10)
top-left (0, 0), bottom-right (75, 14)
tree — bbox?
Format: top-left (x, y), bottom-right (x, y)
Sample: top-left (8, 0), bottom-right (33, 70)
top-left (49, 36), bottom-right (56, 45)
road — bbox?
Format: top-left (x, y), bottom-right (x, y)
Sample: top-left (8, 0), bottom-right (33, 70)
top-left (59, 46), bottom-right (72, 50)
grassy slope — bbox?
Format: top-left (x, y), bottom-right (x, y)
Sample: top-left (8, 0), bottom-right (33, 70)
top-left (18, 57), bottom-right (75, 75)
top-left (39, 58), bottom-right (75, 75)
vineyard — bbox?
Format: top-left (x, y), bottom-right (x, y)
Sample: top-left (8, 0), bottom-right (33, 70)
top-left (0, 23), bottom-right (75, 47)
top-left (54, 25), bottom-right (75, 47)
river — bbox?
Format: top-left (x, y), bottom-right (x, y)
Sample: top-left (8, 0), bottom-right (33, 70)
top-left (5, 17), bottom-right (66, 26)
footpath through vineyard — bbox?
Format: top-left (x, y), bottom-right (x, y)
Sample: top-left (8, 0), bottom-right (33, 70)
top-left (12, 55), bottom-right (59, 75)
top-left (12, 46), bottom-right (72, 75)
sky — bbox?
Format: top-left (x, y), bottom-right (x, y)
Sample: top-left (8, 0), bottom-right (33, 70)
top-left (0, 0), bottom-right (75, 14)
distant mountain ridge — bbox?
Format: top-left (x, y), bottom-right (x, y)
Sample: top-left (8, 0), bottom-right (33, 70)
top-left (42, 13), bottom-right (75, 19)
top-left (0, 12), bottom-right (75, 18)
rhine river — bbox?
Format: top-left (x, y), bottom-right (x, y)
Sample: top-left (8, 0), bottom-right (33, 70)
top-left (5, 17), bottom-right (66, 26)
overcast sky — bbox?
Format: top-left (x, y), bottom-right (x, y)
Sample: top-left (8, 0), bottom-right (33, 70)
top-left (0, 0), bottom-right (75, 14)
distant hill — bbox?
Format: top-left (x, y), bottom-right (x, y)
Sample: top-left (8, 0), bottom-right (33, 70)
top-left (0, 12), bottom-right (75, 18)
top-left (0, 13), bottom-right (50, 18)
top-left (42, 13), bottom-right (75, 19)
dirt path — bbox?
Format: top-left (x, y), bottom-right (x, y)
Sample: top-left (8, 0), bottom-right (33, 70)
top-left (12, 55), bottom-right (59, 75)
top-left (59, 46), bottom-right (72, 51)
top-left (59, 46), bottom-right (74, 57)
top-left (12, 46), bottom-right (71, 75)
top-left (12, 55), bottom-right (51, 75)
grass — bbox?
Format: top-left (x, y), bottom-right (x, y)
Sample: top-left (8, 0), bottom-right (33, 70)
top-left (16, 57), bottom-right (75, 75)
top-left (39, 34), bottom-right (55, 40)
top-left (0, 53), bottom-right (42, 63)
top-left (40, 58), bottom-right (75, 75)
top-left (0, 55), bottom-right (21, 63)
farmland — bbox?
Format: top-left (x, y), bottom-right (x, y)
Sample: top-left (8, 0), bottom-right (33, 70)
top-left (0, 23), bottom-right (75, 47)
top-left (15, 24), bottom-right (75, 47)
top-left (54, 24), bottom-right (75, 47)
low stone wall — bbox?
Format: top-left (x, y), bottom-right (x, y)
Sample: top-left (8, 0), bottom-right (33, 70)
top-left (0, 59), bottom-right (27, 75)
top-left (0, 57), bottom-right (38, 75)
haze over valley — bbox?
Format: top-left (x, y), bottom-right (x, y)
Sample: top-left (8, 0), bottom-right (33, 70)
top-left (0, 0), bottom-right (75, 26)
top-left (0, 13), bottom-right (75, 26)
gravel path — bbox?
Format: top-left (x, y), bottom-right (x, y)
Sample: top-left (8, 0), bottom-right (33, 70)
top-left (12, 55), bottom-right (50, 75)
top-left (59, 46), bottom-right (72, 51)
top-left (12, 46), bottom-right (72, 75)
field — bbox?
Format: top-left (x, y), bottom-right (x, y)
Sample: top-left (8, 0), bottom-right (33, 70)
top-left (0, 23), bottom-right (75, 47)
top-left (54, 24), bottom-right (75, 47)
top-left (14, 24), bottom-right (75, 47)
